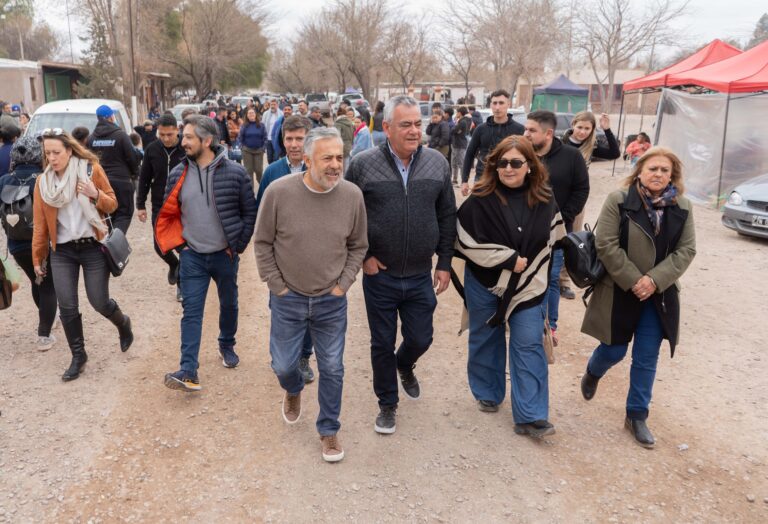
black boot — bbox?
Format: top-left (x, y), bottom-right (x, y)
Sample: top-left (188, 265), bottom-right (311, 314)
top-left (625, 417), bottom-right (655, 448)
top-left (62, 315), bottom-right (87, 382)
top-left (580, 369), bottom-right (601, 400)
top-left (107, 304), bottom-right (134, 352)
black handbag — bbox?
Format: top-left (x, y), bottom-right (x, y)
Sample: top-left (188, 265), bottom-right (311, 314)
top-left (561, 223), bottom-right (605, 303)
top-left (0, 174), bottom-right (36, 241)
top-left (101, 223), bottom-right (131, 277)
top-left (86, 163), bottom-right (132, 277)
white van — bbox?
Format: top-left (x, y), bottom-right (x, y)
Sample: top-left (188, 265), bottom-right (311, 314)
top-left (25, 99), bottom-right (132, 137)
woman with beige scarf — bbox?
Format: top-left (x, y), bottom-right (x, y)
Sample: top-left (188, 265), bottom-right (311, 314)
top-left (32, 129), bottom-right (134, 382)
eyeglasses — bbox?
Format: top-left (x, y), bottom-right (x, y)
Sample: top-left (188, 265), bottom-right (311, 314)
top-left (497, 158), bottom-right (527, 170)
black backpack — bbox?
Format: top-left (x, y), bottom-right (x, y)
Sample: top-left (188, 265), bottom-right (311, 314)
top-left (0, 173), bottom-right (37, 241)
top-left (561, 222), bottom-right (605, 305)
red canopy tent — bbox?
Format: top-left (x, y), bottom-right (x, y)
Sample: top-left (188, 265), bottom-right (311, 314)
top-left (623, 39), bottom-right (742, 92)
top-left (665, 39), bottom-right (768, 93)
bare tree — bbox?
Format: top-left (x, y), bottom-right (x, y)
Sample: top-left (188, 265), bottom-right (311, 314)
top-left (302, 19), bottom-right (352, 92)
top-left (436, 25), bottom-right (479, 101)
top-left (156, 0), bottom-right (267, 100)
top-left (575, 0), bottom-right (688, 109)
top-left (383, 18), bottom-right (434, 92)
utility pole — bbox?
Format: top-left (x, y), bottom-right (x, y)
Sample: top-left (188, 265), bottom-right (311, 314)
top-left (127, 0), bottom-right (137, 97)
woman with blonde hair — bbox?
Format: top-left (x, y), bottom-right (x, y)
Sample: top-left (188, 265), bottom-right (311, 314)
top-left (580, 147), bottom-right (696, 448)
top-left (453, 135), bottom-right (565, 437)
top-left (33, 129), bottom-right (134, 382)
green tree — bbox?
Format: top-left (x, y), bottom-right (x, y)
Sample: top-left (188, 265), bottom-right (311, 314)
top-left (78, 19), bottom-right (121, 99)
top-left (746, 13), bottom-right (768, 50)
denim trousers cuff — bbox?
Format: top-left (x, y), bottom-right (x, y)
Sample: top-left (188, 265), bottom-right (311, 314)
top-left (626, 409), bottom-right (649, 421)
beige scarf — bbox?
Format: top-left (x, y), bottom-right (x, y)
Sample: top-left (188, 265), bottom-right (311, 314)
top-left (39, 157), bottom-right (107, 233)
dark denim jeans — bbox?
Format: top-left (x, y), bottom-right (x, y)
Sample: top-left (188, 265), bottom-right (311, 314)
top-left (464, 268), bottom-right (549, 424)
top-left (544, 248), bottom-right (564, 330)
top-left (107, 177), bottom-right (135, 234)
top-left (50, 240), bottom-right (117, 324)
top-left (362, 271), bottom-right (437, 407)
top-left (269, 290), bottom-right (347, 435)
top-left (178, 248), bottom-right (239, 372)
top-left (587, 300), bottom-right (664, 421)
top-left (268, 294), bottom-right (313, 358)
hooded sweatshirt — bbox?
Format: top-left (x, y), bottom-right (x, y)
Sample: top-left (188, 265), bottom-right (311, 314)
top-left (179, 147), bottom-right (229, 253)
top-left (461, 115), bottom-right (525, 183)
top-left (87, 119), bottom-right (139, 181)
top-left (334, 117), bottom-right (355, 158)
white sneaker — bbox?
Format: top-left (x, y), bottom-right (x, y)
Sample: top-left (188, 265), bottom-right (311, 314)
top-left (37, 334), bottom-right (56, 352)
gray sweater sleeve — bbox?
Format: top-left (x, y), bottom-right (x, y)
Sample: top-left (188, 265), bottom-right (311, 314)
top-left (253, 185), bottom-right (287, 294)
top-left (337, 191), bottom-right (369, 291)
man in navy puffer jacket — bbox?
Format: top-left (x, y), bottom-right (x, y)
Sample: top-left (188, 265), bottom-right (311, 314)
top-left (155, 115), bottom-right (257, 392)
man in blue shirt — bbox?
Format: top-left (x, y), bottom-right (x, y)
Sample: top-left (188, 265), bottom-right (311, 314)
top-left (255, 114), bottom-right (317, 383)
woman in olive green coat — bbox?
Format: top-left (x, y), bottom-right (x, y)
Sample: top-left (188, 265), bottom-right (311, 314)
top-left (579, 147), bottom-right (696, 448)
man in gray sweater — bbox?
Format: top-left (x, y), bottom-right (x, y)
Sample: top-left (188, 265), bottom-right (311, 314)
top-left (254, 127), bottom-right (368, 463)
top-left (346, 95), bottom-right (457, 435)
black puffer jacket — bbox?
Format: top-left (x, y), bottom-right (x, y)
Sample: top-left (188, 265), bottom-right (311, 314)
top-left (461, 115), bottom-right (525, 183)
top-left (87, 120), bottom-right (139, 181)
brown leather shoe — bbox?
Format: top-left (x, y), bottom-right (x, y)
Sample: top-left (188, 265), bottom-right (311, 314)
top-left (282, 391), bottom-right (301, 424)
top-left (320, 434), bottom-right (345, 462)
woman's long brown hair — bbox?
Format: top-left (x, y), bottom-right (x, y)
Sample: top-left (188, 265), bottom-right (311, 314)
top-left (41, 131), bottom-right (100, 169)
top-left (472, 135), bottom-right (552, 207)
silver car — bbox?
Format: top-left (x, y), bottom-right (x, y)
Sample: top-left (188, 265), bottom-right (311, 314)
top-left (722, 174), bottom-right (768, 239)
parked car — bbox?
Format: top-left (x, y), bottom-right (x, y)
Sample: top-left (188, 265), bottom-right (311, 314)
top-left (721, 174), bottom-right (768, 239)
top-left (341, 93), bottom-right (370, 109)
top-left (476, 109), bottom-right (527, 126)
top-left (305, 93), bottom-right (332, 115)
top-left (230, 96), bottom-right (252, 108)
top-left (25, 99), bottom-right (132, 137)
top-left (169, 103), bottom-right (204, 121)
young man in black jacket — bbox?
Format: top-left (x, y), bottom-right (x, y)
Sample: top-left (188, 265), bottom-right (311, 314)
top-left (136, 113), bottom-right (186, 300)
top-left (450, 107), bottom-right (471, 185)
top-left (461, 90), bottom-right (524, 196)
top-left (524, 110), bottom-right (589, 345)
top-left (87, 105), bottom-right (140, 233)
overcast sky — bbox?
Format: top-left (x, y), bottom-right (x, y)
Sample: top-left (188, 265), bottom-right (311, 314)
top-left (41, 0), bottom-right (765, 64)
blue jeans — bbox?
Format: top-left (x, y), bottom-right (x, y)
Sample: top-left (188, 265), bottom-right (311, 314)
top-left (266, 140), bottom-right (276, 164)
top-left (464, 268), bottom-right (549, 424)
top-left (544, 248), bottom-right (564, 330)
top-left (269, 290), bottom-right (347, 435)
top-left (587, 300), bottom-right (663, 421)
top-left (268, 295), bottom-right (313, 358)
top-left (362, 271), bottom-right (437, 407)
top-left (178, 249), bottom-right (239, 372)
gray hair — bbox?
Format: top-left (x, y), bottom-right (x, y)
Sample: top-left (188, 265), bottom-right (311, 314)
top-left (182, 114), bottom-right (219, 144)
top-left (383, 95), bottom-right (419, 124)
top-left (304, 127), bottom-right (343, 158)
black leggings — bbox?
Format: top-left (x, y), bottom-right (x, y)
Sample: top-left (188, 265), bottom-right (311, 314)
top-left (12, 249), bottom-right (58, 337)
top-left (49, 240), bottom-right (118, 324)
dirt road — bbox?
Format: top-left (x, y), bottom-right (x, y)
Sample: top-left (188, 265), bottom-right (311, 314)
top-left (1, 161), bottom-right (766, 522)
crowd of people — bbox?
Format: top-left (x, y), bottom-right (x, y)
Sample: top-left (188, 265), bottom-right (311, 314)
top-left (1, 93), bottom-right (696, 462)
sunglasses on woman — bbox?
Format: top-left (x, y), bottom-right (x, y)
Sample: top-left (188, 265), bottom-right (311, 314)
top-left (36, 128), bottom-right (66, 142)
top-left (497, 158), bottom-right (527, 170)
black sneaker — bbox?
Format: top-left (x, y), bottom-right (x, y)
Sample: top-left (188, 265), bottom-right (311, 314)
top-left (374, 405), bottom-right (397, 434)
top-left (219, 347), bottom-right (240, 368)
top-left (398, 366), bottom-right (421, 400)
top-left (477, 400), bottom-right (499, 412)
top-left (299, 357), bottom-right (315, 383)
top-left (514, 420), bottom-right (555, 438)
top-left (560, 285), bottom-right (576, 300)
top-left (164, 369), bottom-right (201, 392)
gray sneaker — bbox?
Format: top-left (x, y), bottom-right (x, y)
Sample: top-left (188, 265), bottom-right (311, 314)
top-left (299, 357), bottom-right (315, 383)
top-left (374, 405), bottom-right (397, 434)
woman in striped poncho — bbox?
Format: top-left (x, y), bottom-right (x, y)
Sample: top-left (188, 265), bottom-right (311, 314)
top-left (452, 135), bottom-right (565, 437)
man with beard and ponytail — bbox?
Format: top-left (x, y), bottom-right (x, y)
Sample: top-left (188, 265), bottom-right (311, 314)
top-left (155, 115), bottom-right (257, 392)
top-left (254, 127), bottom-right (368, 463)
